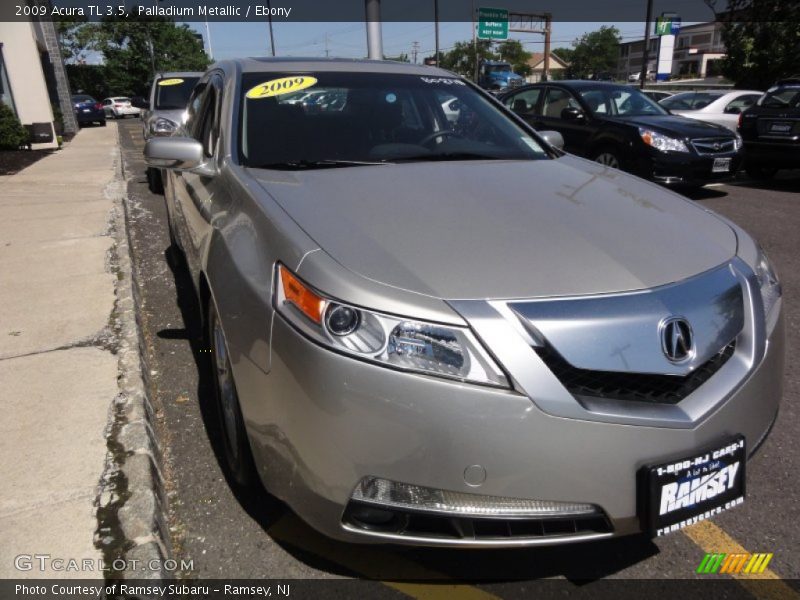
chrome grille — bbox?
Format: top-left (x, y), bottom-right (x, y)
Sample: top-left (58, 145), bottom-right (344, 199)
top-left (536, 340), bottom-right (737, 405)
top-left (691, 137), bottom-right (736, 155)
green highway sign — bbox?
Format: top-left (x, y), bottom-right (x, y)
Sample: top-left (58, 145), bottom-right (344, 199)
top-left (477, 7), bottom-right (509, 40)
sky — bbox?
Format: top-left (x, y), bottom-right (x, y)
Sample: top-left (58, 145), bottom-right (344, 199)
top-left (183, 21), bottom-right (658, 63)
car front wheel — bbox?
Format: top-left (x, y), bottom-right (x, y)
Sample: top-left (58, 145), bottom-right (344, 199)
top-left (593, 147), bottom-right (623, 169)
top-left (208, 301), bottom-right (256, 487)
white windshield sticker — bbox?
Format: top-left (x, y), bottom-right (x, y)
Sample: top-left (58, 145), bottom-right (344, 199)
top-left (420, 77), bottom-right (466, 85)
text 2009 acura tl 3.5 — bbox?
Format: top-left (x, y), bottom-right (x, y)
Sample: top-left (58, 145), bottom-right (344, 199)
top-left (145, 58), bottom-right (784, 546)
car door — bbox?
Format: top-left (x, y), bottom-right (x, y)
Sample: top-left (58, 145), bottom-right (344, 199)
top-left (170, 75), bottom-right (218, 276)
top-left (502, 87), bottom-right (543, 128)
top-left (538, 86), bottom-right (595, 154)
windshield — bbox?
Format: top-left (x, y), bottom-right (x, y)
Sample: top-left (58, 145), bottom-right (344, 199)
top-left (72, 95), bottom-right (95, 104)
top-left (759, 86), bottom-right (800, 108)
top-left (578, 87), bottom-right (668, 117)
top-left (239, 72), bottom-right (549, 168)
top-left (154, 77), bottom-right (200, 110)
top-left (488, 65), bottom-right (512, 74)
top-left (661, 92), bottom-right (724, 110)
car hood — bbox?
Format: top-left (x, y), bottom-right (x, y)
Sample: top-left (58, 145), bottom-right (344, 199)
top-left (612, 114), bottom-right (732, 137)
top-left (250, 156), bottom-right (737, 300)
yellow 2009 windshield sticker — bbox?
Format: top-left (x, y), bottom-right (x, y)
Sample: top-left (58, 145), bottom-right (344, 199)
top-left (246, 76), bottom-right (318, 99)
top-left (158, 78), bottom-right (185, 86)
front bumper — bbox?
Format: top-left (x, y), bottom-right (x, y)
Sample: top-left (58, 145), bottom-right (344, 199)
top-left (634, 149), bottom-right (743, 186)
top-left (237, 300), bottom-right (784, 547)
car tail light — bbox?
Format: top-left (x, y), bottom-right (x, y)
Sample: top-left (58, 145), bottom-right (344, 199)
top-left (94, 102), bottom-right (103, 110)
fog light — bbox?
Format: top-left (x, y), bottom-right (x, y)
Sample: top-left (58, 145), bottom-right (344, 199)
top-left (352, 476), bottom-right (598, 518)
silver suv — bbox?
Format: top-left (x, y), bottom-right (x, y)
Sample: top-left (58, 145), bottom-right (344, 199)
top-left (145, 58), bottom-right (783, 547)
top-left (138, 71), bottom-right (202, 192)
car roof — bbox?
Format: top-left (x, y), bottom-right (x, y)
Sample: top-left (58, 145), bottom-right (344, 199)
top-left (220, 57), bottom-right (456, 78)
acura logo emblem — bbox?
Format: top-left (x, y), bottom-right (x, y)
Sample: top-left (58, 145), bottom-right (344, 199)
top-left (661, 317), bottom-right (694, 362)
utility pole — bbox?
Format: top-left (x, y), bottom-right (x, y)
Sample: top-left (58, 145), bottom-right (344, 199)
top-left (543, 13), bottom-right (551, 81)
top-left (472, 0), bottom-right (478, 82)
top-left (640, 0), bottom-right (654, 88)
top-left (266, 0), bottom-right (276, 56)
top-left (412, 41), bottom-right (420, 64)
top-left (433, 0), bottom-right (440, 64)
top-left (365, 0), bottom-right (383, 59)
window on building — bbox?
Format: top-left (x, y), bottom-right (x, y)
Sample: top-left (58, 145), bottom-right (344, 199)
top-left (0, 44), bottom-right (17, 115)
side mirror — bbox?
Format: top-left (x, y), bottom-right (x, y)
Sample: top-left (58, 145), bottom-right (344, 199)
top-left (561, 106), bottom-right (585, 121)
top-left (724, 105), bottom-right (742, 115)
top-left (145, 137), bottom-right (205, 171)
top-left (539, 130), bottom-right (565, 150)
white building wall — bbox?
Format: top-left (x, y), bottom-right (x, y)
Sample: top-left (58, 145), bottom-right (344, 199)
top-left (0, 21), bottom-right (57, 148)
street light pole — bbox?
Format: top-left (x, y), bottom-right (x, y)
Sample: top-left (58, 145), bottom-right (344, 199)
top-left (267, 0), bottom-right (276, 56)
top-left (640, 0), bottom-right (654, 89)
top-left (472, 0), bottom-right (478, 82)
top-left (365, 0), bottom-right (383, 59)
top-left (434, 0), bottom-right (440, 64)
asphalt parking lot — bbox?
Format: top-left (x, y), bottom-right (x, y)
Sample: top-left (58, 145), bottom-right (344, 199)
top-left (117, 119), bottom-right (799, 594)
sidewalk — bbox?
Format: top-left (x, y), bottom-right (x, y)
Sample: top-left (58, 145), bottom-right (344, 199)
top-left (0, 126), bottom-right (119, 578)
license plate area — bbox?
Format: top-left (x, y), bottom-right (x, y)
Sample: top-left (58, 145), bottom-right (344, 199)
top-left (769, 122), bottom-right (792, 133)
top-left (712, 157), bottom-right (732, 173)
top-left (643, 436), bottom-right (746, 537)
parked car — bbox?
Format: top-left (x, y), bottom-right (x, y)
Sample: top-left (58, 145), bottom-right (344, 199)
top-left (738, 78), bottom-right (800, 179)
top-left (71, 95), bottom-right (105, 127)
top-left (628, 71), bottom-right (655, 83)
top-left (661, 90), bottom-right (763, 131)
top-left (642, 90), bottom-right (673, 103)
top-left (144, 58), bottom-right (782, 547)
top-left (500, 81), bottom-right (743, 186)
top-left (102, 97), bottom-right (141, 119)
top-left (135, 71), bottom-right (203, 193)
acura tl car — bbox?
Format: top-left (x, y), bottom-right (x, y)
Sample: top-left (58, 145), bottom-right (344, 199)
top-left (500, 81), bottom-right (744, 187)
top-left (145, 58), bottom-right (784, 547)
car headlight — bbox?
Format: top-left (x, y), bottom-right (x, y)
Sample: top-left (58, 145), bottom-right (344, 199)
top-left (274, 264), bottom-right (509, 388)
top-left (151, 117), bottom-right (177, 135)
top-left (734, 131), bottom-right (743, 151)
top-left (754, 248), bottom-right (781, 326)
top-left (639, 128), bottom-right (689, 153)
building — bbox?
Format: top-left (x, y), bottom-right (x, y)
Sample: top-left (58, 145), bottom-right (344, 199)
top-left (617, 21), bottom-right (726, 80)
top-left (0, 17), bottom-right (77, 149)
top-left (525, 52), bottom-right (569, 83)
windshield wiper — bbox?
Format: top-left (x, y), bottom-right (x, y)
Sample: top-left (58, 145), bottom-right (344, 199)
top-left (387, 152), bottom-right (508, 163)
top-left (255, 159), bottom-right (386, 170)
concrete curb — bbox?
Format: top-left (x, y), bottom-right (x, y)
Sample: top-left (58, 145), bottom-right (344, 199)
top-left (94, 131), bottom-right (172, 580)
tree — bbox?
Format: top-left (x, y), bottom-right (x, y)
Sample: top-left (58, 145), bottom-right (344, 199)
top-left (566, 26), bottom-right (621, 78)
top-left (497, 40), bottom-right (532, 77)
top-left (438, 40), bottom-right (497, 79)
top-left (384, 53), bottom-right (410, 63)
top-left (57, 15), bottom-right (210, 97)
top-left (97, 19), bottom-right (210, 96)
top-left (709, 0), bottom-right (800, 88)
top-left (552, 47), bottom-right (575, 65)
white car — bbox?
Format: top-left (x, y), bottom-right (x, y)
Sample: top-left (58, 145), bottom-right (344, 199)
top-left (660, 90), bottom-right (763, 131)
top-left (102, 97), bottom-right (141, 119)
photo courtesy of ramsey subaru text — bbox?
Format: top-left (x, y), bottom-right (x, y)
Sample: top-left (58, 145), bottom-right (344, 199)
top-left (145, 58), bottom-right (784, 546)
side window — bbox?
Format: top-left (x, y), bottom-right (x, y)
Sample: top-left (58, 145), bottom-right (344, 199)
top-left (199, 76), bottom-right (223, 158)
top-left (185, 81), bottom-right (209, 137)
top-left (103, 99), bottom-right (112, 106)
top-left (725, 94), bottom-right (760, 113)
top-left (543, 87), bottom-right (578, 119)
top-left (504, 88), bottom-right (541, 115)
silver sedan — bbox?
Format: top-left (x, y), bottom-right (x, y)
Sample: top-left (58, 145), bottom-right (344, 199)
top-left (145, 58), bottom-right (783, 547)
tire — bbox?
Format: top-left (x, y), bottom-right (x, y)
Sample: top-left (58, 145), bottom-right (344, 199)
top-left (593, 146), bottom-right (623, 170)
top-left (208, 301), bottom-right (256, 487)
top-left (100, 120), bottom-right (107, 127)
top-left (147, 167), bottom-right (164, 195)
top-left (746, 165), bottom-right (778, 180)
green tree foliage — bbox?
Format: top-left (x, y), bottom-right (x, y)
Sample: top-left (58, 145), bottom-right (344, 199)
top-left (0, 103), bottom-right (29, 150)
top-left (57, 14), bottom-right (210, 98)
top-left (438, 40), bottom-right (497, 79)
top-left (97, 19), bottom-right (210, 96)
top-left (552, 47), bottom-right (575, 65)
top-left (65, 64), bottom-right (109, 99)
top-left (497, 40), bottom-right (532, 77)
top-left (565, 26), bottom-right (621, 78)
top-left (711, 0), bottom-right (800, 88)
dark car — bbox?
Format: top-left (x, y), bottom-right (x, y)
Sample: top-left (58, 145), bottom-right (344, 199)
top-left (71, 94), bottom-right (106, 127)
top-left (500, 81), bottom-right (743, 186)
top-left (738, 78), bottom-right (800, 179)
